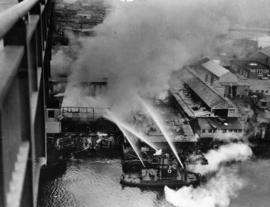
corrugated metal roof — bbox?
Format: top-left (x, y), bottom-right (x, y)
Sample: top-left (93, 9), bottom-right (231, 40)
top-left (260, 46), bottom-right (270, 57)
top-left (169, 88), bottom-right (195, 118)
top-left (184, 71), bottom-right (229, 109)
top-left (202, 60), bottom-right (229, 77)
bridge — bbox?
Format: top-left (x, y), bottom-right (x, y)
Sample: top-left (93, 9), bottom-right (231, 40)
top-left (0, 0), bottom-right (53, 206)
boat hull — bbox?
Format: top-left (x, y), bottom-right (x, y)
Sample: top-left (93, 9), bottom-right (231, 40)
top-left (120, 177), bottom-right (200, 189)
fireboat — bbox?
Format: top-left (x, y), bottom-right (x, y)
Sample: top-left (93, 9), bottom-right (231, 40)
top-left (120, 144), bottom-right (202, 189)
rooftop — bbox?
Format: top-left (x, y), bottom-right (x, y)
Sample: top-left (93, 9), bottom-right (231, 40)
top-left (259, 46), bottom-right (270, 57)
top-left (202, 60), bottom-right (229, 77)
top-left (184, 70), bottom-right (231, 109)
top-left (131, 101), bottom-right (196, 142)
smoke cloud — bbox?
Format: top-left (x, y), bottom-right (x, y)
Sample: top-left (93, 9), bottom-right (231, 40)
top-left (165, 143), bottom-right (252, 207)
top-left (51, 49), bottom-right (73, 77)
top-left (165, 167), bottom-right (245, 207)
top-left (61, 0), bottom-right (224, 115)
top-left (59, 0), bottom-right (270, 119)
top-left (56, 0), bottom-right (270, 119)
top-left (188, 143), bottom-right (253, 175)
top-left (166, 158), bottom-right (270, 207)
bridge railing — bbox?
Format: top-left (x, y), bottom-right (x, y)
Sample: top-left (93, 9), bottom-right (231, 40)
top-left (0, 0), bottom-right (53, 207)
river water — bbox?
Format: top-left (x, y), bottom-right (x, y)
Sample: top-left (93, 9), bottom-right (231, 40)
top-left (38, 158), bottom-right (270, 207)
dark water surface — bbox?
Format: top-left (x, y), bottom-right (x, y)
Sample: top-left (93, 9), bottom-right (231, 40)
top-left (38, 158), bottom-right (270, 207)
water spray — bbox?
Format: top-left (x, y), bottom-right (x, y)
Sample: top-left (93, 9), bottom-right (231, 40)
top-left (105, 111), bottom-right (147, 166)
top-left (138, 96), bottom-right (184, 168)
top-left (105, 110), bottom-right (159, 151)
top-left (118, 126), bottom-right (145, 167)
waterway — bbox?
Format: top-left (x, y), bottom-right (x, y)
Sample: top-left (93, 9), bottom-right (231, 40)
top-left (38, 157), bottom-right (270, 207)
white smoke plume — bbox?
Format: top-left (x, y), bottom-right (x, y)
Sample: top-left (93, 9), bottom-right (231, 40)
top-left (51, 49), bottom-right (73, 77)
top-left (65, 0), bottom-right (270, 119)
top-left (65, 0), bottom-right (270, 118)
top-left (188, 143), bottom-right (253, 175)
top-left (165, 143), bottom-right (252, 207)
top-left (165, 167), bottom-right (245, 207)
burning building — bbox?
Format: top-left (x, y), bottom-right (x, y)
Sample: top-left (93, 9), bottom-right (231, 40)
top-left (45, 77), bottom-right (123, 159)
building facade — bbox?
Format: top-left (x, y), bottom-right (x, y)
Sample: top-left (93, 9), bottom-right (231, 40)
top-left (231, 60), bottom-right (270, 79)
top-left (193, 59), bottom-right (248, 98)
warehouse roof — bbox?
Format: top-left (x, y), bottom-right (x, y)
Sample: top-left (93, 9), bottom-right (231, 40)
top-left (260, 46), bottom-right (270, 57)
top-left (184, 71), bottom-right (230, 109)
top-left (202, 60), bottom-right (229, 77)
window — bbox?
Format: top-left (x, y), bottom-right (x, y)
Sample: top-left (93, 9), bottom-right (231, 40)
top-left (48, 110), bottom-right (54, 118)
top-left (210, 75), bottom-right (215, 85)
top-left (205, 74), bottom-right (209, 82)
top-left (208, 129), bottom-right (212, 133)
top-left (202, 129), bottom-right (206, 133)
top-left (266, 90), bottom-right (268, 94)
top-left (261, 101), bottom-right (267, 107)
top-left (257, 69), bottom-right (264, 74)
top-left (223, 129), bottom-right (227, 133)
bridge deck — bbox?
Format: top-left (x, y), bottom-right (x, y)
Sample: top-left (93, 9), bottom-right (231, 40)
top-left (0, 0), bottom-right (53, 207)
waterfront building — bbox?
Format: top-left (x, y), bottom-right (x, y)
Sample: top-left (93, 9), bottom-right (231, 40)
top-left (193, 59), bottom-right (249, 98)
top-left (170, 69), bottom-right (243, 140)
top-left (231, 59), bottom-right (270, 79)
top-left (250, 46), bottom-right (270, 68)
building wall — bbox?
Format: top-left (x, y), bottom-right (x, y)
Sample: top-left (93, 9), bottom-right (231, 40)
top-left (248, 68), bottom-right (270, 79)
top-left (236, 85), bottom-right (249, 97)
top-left (46, 122), bottom-right (61, 133)
top-left (232, 62), bottom-right (270, 79)
top-left (249, 84), bottom-right (270, 96)
top-left (224, 85), bottom-right (249, 97)
top-left (258, 100), bottom-right (270, 109)
top-left (214, 85), bottom-right (225, 96)
top-left (251, 52), bottom-right (270, 67)
top-left (195, 67), bottom-right (219, 86)
top-left (199, 129), bottom-right (243, 139)
top-left (247, 69), bottom-right (258, 79)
